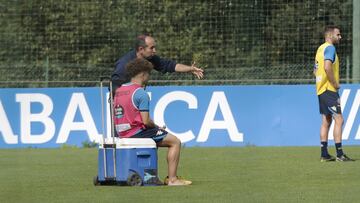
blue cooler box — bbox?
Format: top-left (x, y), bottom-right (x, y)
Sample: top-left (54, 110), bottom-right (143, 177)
top-left (115, 138), bottom-right (159, 186)
top-left (95, 138), bottom-right (158, 186)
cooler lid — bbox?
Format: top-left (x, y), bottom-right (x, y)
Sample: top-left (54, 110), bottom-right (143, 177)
top-left (115, 138), bottom-right (156, 148)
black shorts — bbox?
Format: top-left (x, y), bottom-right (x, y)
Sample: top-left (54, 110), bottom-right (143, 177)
top-left (318, 90), bottom-right (341, 115)
top-left (131, 127), bottom-right (168, 143)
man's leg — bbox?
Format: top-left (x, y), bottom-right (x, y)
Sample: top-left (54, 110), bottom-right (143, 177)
top-left (157, 133), bottom-right (191, 185)
top-left (333, 113), bottom-right (344, 157)
top-left (333, 113), bottom-right (354, 161)
top-left (320, 114), bottom-right (335, 161)
top-left (157, 134), bottom-right (181, 182)
top-left (332, 113), bottom-right (343, 144)
top-left (320, 114), bottom-right (332, 142)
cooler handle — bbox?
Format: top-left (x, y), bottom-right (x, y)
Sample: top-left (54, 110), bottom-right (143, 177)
top-left (137, 151), bottom-right (151, 156)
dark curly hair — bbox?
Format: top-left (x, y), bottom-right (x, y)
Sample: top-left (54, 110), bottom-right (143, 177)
top-left (125, 58), bottom-right (154, 79)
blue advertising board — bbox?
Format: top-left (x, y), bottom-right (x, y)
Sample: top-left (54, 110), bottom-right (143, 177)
top-left (0, 85), bottom-right (360, 148)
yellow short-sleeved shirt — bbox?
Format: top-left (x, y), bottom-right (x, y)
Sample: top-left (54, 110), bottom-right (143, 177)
top-left (314, 42), bottom-right (339, 95)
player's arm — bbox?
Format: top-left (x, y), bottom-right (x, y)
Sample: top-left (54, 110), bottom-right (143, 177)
top-left (140, 111), bottom-right (157, 128)
top-left (323, 45), bottom-right (339, 89)
top-left (152, 56), bottom-right (204, 79)
top-left (324, 60), bottom-right (339, 89)
top-left (135, 88), bottom-right (157, 128)
top-left (175, 62), bottom-right (204, 79)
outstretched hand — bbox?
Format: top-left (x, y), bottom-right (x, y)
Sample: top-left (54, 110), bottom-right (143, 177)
top-left (191, 61), bottom-right (204, 79)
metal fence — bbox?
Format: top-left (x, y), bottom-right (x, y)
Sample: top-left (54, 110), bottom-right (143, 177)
top-left (0, 0), bottom-right (355, 87)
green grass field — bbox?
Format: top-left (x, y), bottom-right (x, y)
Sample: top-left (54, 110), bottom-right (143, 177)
top-left (1, 146), bottom-right (359, 203)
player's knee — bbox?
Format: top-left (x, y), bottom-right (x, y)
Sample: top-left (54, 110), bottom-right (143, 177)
top-left (322, 121), bottom-right (331, 128)
top-left (174, 136), bottom-right (181, 147)
top-left (322, 118), bottom-right (332, 127)
top-left (335, 115), bottom-right (344, 126)
top-left (169, 134), bottom-right (181, 148)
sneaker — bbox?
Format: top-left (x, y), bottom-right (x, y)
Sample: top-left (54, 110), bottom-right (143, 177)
top-left (167, 179), bottom-right (192, 186)
top-left (336, 154), bottom-right (355, 162)
top-left (164, 176), bottom-right (192, 186)
top-left (320, 155), bottom-right (336, 162)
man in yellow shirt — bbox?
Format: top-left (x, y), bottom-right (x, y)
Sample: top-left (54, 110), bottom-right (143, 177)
top-left (314, 26), bottom-right (354, 162)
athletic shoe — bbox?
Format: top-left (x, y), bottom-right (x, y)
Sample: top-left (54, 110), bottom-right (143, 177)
top-left (164, 176), bottom-right (192, 186)
top-left (336, 154), bottom-right (355, 162)
top-left (167, 179), bottom-right (192, 186)
top-left (320, 155), bottom-right (336, 162)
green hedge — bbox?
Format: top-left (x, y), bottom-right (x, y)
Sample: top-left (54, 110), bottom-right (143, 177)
top-left (0, 0), bottom-right (353, 86)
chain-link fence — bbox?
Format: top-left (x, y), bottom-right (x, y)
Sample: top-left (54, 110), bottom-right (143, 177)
top-left (0, 0), bottom-right (355, 87)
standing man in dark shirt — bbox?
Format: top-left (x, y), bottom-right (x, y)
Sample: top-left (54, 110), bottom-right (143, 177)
top-left (111, 34), bottom-right (204, 91)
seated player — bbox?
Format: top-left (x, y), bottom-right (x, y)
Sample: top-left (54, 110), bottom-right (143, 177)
top-left (113, 58), bottom-right (192, 186)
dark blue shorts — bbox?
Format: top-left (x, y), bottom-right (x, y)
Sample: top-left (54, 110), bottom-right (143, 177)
top-left (318, 90), bottom-right (341, 115)
top-left (131, 127), bottom-right (168, 143)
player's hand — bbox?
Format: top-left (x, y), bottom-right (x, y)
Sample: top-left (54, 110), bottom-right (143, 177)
top-left (334, 83), bottom-right (340, 90)
top-left (191, 61), bottom-right (204, 79)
